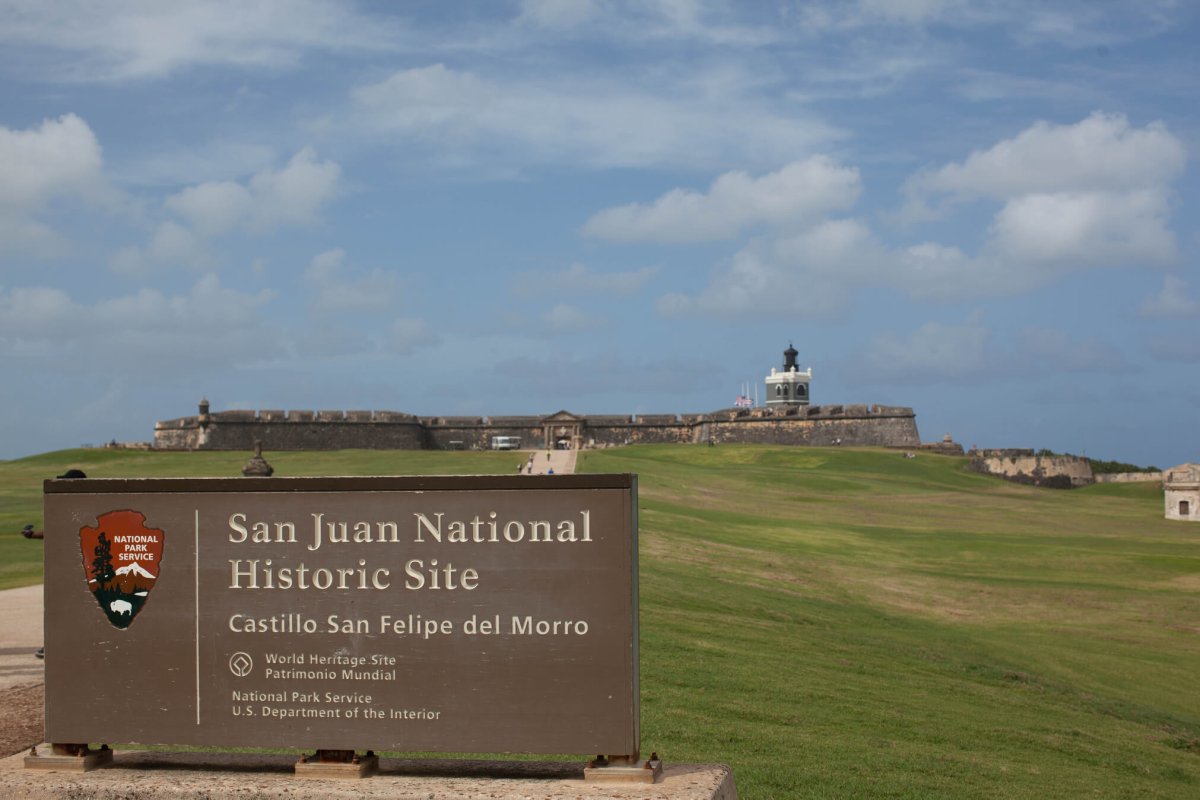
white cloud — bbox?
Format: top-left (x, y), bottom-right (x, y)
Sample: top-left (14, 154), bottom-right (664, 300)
top-left (0, 285), bottom-right (73, 338)
top-left (246, 148), bottom-right (342, 231)
top-left (1014, 326), bottom-right (1129, 373)
top-left (388, 318), bottom-right (438, 355)
top-left (121, 140), bottom-right (277, 188)
top-left (857, 0), bottom-right (965, 24)
top-left (166, 148), bottom-right (341, 236)
top-left (1147, 336), bottom-right (1200, 363)
top-left (849, 314), bottom-right (993, 385)
top-left (305, 248), bottom-right (346, 283)
top-left (801, 0), bottom-right (970, 28)
top-left (664, 113), bottom-right (1189, 317)
top-left (1014, 4), bottom-right (1177, 48)
top-left (107, 221), bottom-right (215, 276)
top-left (513, 263), bottom-right (657, 297)
top-left (515, 0), bottom-right (776, 45)
top-left (350, 63), bottom-right (839, 171)
top-left (488, 351), bottom-right (722, 398)
top-left (906, 112), bottom-right (1185, 203)
top-left (0, 274), bottom-right (277, 368)
top-left (303, 248), bottom-right (400, 315)
top-left (660, 219), bottom-right (885, 316)
top-left (111, 148), bottom-right (341, 276)
top-left (0, 113), bottom-right (115, 257)
top-left (0, 0), bottom-right (400, 82)
top-left (985, 189), bottom-right (1177, 269)
top-left (1139, 274), bottom-right (1200, 319)
top-left (517, 0), bottom-right (600, 29)
top-left (583, 157), bottom-right (861, 242)
top-left (801, 1), bottom-right (1179, 48)
top-left (844, 317), bottom-right (1133, 387)
top-left (542, 303), bottom-right (605, 332)
top-left (165, 182), bottom-right (254, 238)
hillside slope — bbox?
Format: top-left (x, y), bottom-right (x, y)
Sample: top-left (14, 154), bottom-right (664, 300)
top-left (578, 445), bottom-right (1199, 799)
top-left (3, 445), bottom-right (1197, 798)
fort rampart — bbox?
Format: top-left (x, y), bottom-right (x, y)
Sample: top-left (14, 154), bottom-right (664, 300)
top-left (154, 403), bottom-right (923, 452)
top-left (1093, 471), bottom-right (1163, 484)
top-left (966, 449), bottom-right (1095, 488)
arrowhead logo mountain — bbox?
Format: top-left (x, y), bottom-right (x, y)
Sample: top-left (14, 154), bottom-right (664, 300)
top-left (79, 510), bottom-right (165, 629)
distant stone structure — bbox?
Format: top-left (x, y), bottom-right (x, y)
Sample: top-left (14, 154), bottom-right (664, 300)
top-left (967, 449), bottom-right (1094, 488)
top-left (1093, 471), bottom-right (1163, 484)
top-left (1164, 463), bottom-right (1199, 522)
top-left (155, 402), bottom-right (923, 452)
top-left (153, 346), bottom-right (928, 453)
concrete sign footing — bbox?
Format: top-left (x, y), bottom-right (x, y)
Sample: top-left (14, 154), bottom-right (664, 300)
top-left (23, 743), bottom-right (113, 772)
top-left (5, 748), bottom-right (737, 798)
top-left (294, 749), bottom-right (378, 778)
top-left (584, 754), bottom-right (664, 784)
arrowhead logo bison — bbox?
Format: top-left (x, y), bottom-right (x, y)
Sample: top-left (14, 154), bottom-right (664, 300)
top-left (79, 510), bottom-right (164, 629)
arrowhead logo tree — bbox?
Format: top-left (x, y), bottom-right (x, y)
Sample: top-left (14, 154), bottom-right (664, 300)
top-left (79, 510), bottom-right (165, 629)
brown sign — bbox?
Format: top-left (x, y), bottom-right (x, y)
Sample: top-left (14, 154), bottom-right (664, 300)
top-left (44, 474), bottom-right (639, 755)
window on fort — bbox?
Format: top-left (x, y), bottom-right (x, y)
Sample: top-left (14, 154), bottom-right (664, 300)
top-left (798, 385), bottom-right (807, 397)
top-left (1182, 500), bottom-right (1191, 516)
top-left (775, 385), bottom-right (783, 396)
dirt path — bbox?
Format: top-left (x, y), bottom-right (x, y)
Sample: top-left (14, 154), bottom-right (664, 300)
top-left (0, 585), bottom-right (43, 692)
top-left (0, 683), bottom-right (42, 758)
top-left (0, 585), bottom-right (44, 757)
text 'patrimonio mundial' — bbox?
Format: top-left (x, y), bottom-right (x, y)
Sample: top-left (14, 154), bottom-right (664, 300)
top-left (226, 510), bottom-right (592, 592)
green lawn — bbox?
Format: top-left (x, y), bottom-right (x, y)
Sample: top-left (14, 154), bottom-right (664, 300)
top-left (4, 445), bottom-right (1197, 798)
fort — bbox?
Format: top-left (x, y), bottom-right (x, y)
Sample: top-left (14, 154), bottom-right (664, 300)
top-left (153, 346), bottom-right (932, 453)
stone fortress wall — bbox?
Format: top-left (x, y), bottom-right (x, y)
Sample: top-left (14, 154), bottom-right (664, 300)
top-left (153, 402), bottom-right (924, 452)
top-left (1093, 471), bottom-right (1163, 484)
top-left (967, 449), bottom-right (1095, 488)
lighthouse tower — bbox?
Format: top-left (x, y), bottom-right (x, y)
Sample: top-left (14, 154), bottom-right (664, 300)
top-left (765, 343), bottom-right (812, 407)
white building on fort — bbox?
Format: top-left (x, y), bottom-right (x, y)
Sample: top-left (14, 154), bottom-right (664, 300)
top-left (1164, 463), bottom-right (1199, 522)
top-left (765, 343), bottom-right (812, 407)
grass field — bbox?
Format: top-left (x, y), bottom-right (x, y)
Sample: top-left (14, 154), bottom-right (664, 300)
top-left (3, 445), bottom-right (1198, 798)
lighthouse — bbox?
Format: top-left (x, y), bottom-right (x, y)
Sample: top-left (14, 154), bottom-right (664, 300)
top-left (764, 343), bottom-right (812, 407)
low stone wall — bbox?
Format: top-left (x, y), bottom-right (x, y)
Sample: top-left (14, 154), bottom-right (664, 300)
top-left (155, 411), bottom-right (425, 452)
top-left (914, 441), bottom-right (966, 456)
top-left (967, 453), bottom-right (1094, 488)
top-left (1094, 472), bottom-right (1163, 484)
top-left (703, 414), bottom-right (919, 447)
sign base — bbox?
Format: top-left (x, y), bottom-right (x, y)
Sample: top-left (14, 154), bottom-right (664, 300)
top-left (24, 744), bottom-right (113, 772)
top-left (294, 750), bottom-right (377, 779)
top-left (584, 754), bottom-right (663, 784)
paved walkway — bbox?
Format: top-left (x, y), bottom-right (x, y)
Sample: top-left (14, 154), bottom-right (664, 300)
top-left (522, 449), bottom-right (577, 475)
top-left (0, 585), bottom-right (43, 691)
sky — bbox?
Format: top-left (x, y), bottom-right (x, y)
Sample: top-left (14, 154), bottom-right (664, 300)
top-left (1, 0), bottom-right (1197, 468)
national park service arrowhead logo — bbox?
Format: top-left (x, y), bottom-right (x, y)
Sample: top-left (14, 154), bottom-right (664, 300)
top-left (80, 510), bottom-right (164, 629)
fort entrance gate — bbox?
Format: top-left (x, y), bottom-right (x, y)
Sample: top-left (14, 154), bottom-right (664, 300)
top-left (541, 411), bottom-right (583, 450)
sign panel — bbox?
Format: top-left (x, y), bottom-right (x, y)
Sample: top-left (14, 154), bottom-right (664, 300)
top-left (44, 474), bottom-right (638, 755)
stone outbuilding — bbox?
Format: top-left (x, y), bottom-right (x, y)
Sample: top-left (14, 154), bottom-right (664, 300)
top-left (1164, 463), bottom-right (1200, 522)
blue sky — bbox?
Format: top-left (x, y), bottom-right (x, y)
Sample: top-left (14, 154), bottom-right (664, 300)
top-left (1, 0), bottom-right (1197, 467)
